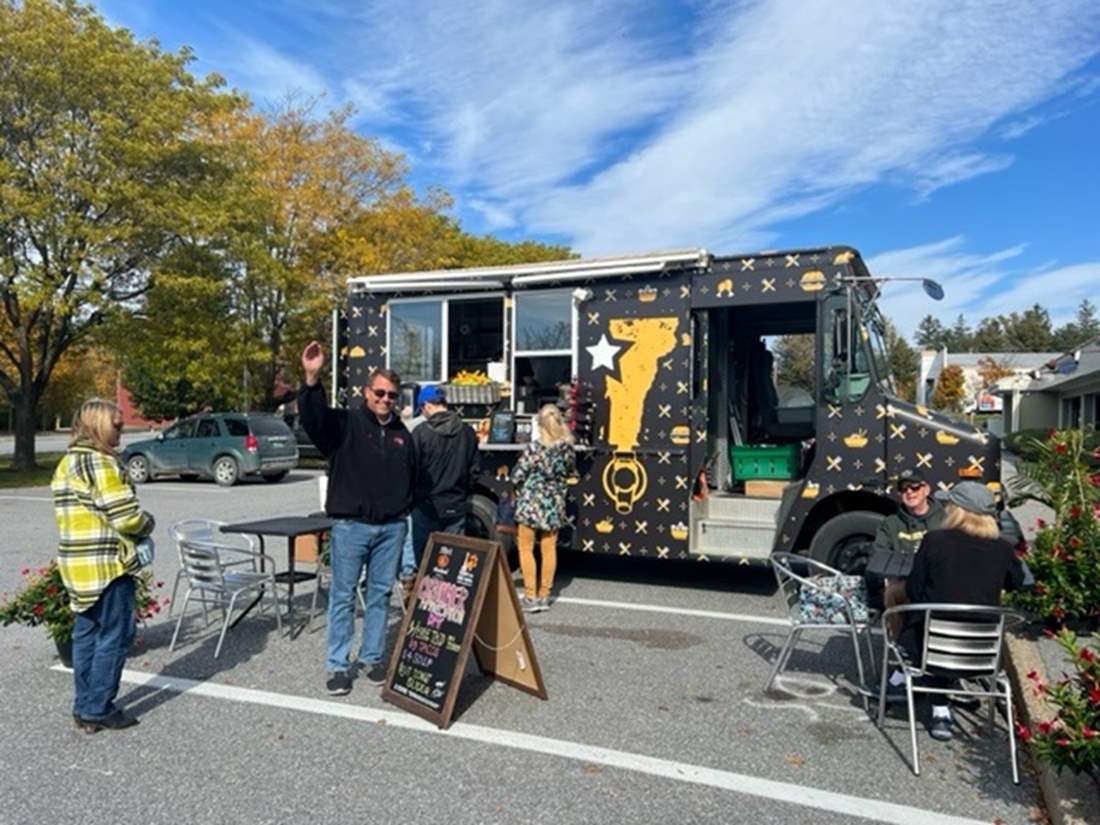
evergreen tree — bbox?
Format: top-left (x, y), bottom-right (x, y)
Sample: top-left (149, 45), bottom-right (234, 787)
top-left (970, 317), bottom-right (1007, 352)
top-left (1001, 304), bottom-right (1055, 352)
top-left (944, 314), bottom-right (972, 351)
top-left (1053, 299), bottom-right (1100, 351)
top-left (915, 315), bottom-right (948, 350)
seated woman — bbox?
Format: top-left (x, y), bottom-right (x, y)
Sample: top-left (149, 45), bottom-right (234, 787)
top-left (891, 481), bottom-right (1025, 742)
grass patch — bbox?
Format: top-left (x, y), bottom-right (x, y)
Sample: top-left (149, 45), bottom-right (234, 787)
top-left (0, 452), bottom-right (63, 489)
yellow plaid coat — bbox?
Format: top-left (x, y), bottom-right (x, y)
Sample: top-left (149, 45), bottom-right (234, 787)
top-left (51, 445), bottom-right (155, 612)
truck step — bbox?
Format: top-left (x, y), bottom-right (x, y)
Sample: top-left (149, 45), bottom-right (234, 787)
top-left (700, 494), bottom-right (782, 522)
top-left (694, 517), bottom-right (776, 558)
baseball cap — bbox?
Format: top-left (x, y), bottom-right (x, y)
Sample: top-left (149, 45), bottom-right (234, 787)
top-left (416, 385), bottom-right (446, 412)
top-left (934, 481), bottom-right (997, 516)
top-left (894, 468), bottom-right (927, 489)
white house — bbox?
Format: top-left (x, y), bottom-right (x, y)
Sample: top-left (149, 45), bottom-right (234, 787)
top-left (996, 336), bottom-right (1100, 434)
top-left (917, 349), bottom-right (1061, 412)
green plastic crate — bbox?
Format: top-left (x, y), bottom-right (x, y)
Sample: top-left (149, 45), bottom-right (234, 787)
top-left (731, 443), bottom-right (800, 480)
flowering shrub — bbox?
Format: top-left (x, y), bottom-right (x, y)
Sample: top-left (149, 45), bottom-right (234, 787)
top-left (0, 562), bottom-right (167, 643)
top-left (1019, 629), bottom-right (1100, 776)
top-left (1009, 429), bottom-right (1100, 623)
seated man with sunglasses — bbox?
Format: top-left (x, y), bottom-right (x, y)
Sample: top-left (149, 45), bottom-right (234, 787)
top-left (299, 341), bottom-right (416, 696)
top-left (869, 467), bottom-right (944, 633)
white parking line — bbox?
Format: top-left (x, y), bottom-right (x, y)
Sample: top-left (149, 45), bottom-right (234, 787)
top-left (52, 666), bottom-right (984, 825)
top-left (550, 595), bottom-right (790, 626)
top-left (0, 494), bottom-right (52, 502)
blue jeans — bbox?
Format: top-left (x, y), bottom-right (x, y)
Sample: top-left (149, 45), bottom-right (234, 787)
top-left (411, 505), bottom-right (466, 572)
top-left (72, 575), bottom-right (135, 720)
top-left (326, 519), bottom-right (405, 673)
top-left (399, 514), bottom-right (416, 579)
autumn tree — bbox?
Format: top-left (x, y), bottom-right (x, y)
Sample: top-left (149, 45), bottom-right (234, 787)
top-left (0, 0), bottom-right (243, 468)
top-left (932, 364), bottom-right (967, 412)
top-left (885, 322), bottom-right (918, 402)
top-left (976, 356), bottom-right (1015, 389)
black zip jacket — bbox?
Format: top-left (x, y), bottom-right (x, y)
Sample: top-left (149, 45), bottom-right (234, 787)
top-left (412, 409), bottom-right (480, 520)
top-left (298, 382), bottom-right (416, 523)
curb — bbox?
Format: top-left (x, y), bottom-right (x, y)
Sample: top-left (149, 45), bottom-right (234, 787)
top-left (1005, 633), bottom-right (1099, 825)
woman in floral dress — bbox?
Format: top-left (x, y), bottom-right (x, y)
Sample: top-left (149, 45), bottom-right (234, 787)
top-left (510, 404), bottom-right (576, 613)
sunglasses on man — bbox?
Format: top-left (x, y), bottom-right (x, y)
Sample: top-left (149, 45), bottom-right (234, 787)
top-left (899, 483), bottom-right (925, 493)
top-left (370, 388), bottom-right (399, 401)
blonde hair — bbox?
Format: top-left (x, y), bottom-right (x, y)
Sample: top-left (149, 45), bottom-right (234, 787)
top-left (537, 404), bottom-right (574, 446)
top-left (70, 398), bottom-right (121, 455)
top-left (942, 502), bottom-right (999, 540)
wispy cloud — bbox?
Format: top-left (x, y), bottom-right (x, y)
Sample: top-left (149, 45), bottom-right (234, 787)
top-left (325, 1), bottom-right (1100, 253)
top-left (870, 237), bottom-right (1100, 340)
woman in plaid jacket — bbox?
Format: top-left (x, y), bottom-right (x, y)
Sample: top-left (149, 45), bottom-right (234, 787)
top-left (52, 399), bottom-right (155, 732)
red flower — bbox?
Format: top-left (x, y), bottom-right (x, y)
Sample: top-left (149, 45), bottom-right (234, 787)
top-left (1081, 648), bottom-right (1097, 664)
top-left (1053, 606), bottom-right (1065, 620)
top-left (1054, 443), bottom-right (1068, 455)
top-left (1016, 724), bottom-right (1032, 741)
top-left (1093, 445), bottom-right (1100, 459)
top-left (1038, 721), bottom-right (1054, 734)
top-left (1047, 428), bottom-right (1057, 439)
top-left (1083, 728), bottom-right (1099, 739)
top-left (1069, 506), bottom-right (1082, 519)
top-left (1027, 670), bottom-right (1040, 681)
top-left (1090, 474), bottom-right (1100, 487)
top-left (1089, 687), bottom-right (1100, 705)
top-left (32, 604), bottom-right (44, 616)
top-left (1069, 536), bottom-right (1083, 550)
top-left (1036, 517), bottom-right (1047, 529)
top-left (45, 585), bottom-right (58, 597)
top-left (1056, 738), bottom-right (1071, 746)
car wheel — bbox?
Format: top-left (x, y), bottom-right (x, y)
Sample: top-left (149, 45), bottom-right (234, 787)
top-left (809, 510), bottom-right (883, 574)
top-left (126, 455), bottom-right (150, 484)
top-left (213, 456), bottom-right (239, 487)
top-left (262, 471), bottom-right (288, 483)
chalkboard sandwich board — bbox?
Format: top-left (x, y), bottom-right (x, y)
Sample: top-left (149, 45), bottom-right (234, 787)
top-left (381, 532), bottom-right (546, 729)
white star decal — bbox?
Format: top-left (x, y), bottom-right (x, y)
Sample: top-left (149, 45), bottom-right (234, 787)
top-left (586, 334), bottom-right (622, 372)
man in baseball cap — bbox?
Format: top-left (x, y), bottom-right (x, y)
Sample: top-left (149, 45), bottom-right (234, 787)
top-left (869, 467), bottom-right (945, 622)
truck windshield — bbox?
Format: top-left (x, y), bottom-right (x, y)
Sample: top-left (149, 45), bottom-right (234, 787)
top-left (855, 291), bottom-right (895, 395)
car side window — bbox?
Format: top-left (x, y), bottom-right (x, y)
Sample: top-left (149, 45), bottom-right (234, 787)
top-left (164, 418), bottom-right (196, 440)
top-left (195, 418), bottom-right (220, 438)
top-left (223, 418), bottom-right (249, 437)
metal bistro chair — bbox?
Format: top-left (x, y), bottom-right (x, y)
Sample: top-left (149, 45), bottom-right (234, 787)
top-left (768, 552), bottom-right (877, 710)
top-left (876, 603), bottom-right (1025, 783)
top-left (169, 539), bottom-right (283, 658)
top-left (168, 519), bottom-right (262, 617)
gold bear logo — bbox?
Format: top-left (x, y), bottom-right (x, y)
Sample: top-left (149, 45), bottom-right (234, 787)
top-left (833, 250), bottom-right (855, 265)
top-left (716, 278), bottom-right (734, 297)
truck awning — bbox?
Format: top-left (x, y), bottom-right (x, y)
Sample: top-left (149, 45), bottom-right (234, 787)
top-left (347, 249), bottom-right (709, 293)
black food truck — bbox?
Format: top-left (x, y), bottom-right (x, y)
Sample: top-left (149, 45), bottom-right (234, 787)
top-left (335, 246), bottom-right (1001, 573)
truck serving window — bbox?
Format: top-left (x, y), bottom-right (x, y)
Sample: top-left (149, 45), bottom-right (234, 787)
top-left (389, 299), bottom-right (443, 382)
top-left (514, 290), bottom-right (572, 415)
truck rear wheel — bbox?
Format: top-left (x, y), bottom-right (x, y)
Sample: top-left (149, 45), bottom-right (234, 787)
top-left (809, 511), bottom-right (883, 574)
top-left (467, 493), bottom-right (516, 566)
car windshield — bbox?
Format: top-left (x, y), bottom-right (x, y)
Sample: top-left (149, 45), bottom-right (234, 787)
top-left (248, 416), bottom-right (292, 436)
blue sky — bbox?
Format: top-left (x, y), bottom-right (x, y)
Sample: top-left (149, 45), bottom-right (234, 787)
top-left (97, 0), bottom-right (1100, 340)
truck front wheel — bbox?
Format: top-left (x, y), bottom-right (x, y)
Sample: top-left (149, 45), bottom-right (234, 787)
top-left (809, 511), bottom-right (884, 574)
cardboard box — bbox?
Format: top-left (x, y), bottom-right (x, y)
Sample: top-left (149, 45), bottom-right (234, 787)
top-left (296, 533), bottom-right (321, 564)
top-left (744, 479), bottom-right (790, 499)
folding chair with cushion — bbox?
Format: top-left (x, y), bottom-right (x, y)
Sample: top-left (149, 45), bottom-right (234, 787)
top-left (169, 539), bottom-right (283, 658)
top-left (168, 519), bottom-right (261, 616)
top-left (876, 603), bottom-right (1025, 783)
top-left (768, 552), bottom-right (877, 709)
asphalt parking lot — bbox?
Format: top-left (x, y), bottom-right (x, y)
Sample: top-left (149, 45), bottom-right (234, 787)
top-left (0, 469), bottom-right (1043, 824)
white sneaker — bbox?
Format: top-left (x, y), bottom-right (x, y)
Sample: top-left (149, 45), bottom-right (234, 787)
top-left (520, 596), bottom-right (542, 613)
